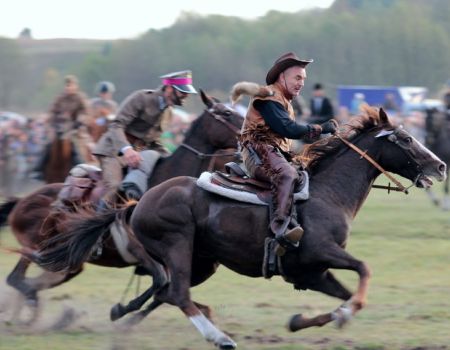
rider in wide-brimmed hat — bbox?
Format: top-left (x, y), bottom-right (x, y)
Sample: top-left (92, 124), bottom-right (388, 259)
top-left (238, 52), bottom-right (338, 255)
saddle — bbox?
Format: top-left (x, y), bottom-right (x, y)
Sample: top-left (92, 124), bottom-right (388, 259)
top-left (57, 164), bottom-right (107, 207)
top-left (211, 163), bottom-right (272, 204)
top-left (198, 162), bottom-right (309, 205)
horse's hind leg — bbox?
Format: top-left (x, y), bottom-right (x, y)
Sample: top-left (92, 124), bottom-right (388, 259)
top-left (6, 258), bottom-right (82, 325)
top-left (6, 258), bottom-right (36, 306)
top-left (157, 241), bottom-right (236, 349)
top-left (6, 257), bottom-right (43, 324)
top-left (110, 237), bottom-right (170, 321)
top-left (25, 268), bottom-right (82, 293)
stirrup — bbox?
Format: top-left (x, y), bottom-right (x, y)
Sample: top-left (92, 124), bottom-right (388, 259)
top-left (274, 226), bottom-right (303, 257)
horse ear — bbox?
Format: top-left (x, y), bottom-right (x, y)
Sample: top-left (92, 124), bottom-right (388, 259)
top-left (200, 89), bottom-right (214, 109)
top-left (379, 107), bottom-right (389, 124)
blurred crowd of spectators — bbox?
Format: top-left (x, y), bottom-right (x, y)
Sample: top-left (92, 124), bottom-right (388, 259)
top-left (0, 114), bottom-right (47, 194)
top-left (1, 80), bottom-right (449, 196)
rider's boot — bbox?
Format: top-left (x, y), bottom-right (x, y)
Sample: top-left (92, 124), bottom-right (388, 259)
top-left (271, 216), bottom-right (304, 257)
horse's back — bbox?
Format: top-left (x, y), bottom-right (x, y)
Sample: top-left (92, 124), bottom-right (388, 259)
top-left (131, 176), bottom-right (199, 238)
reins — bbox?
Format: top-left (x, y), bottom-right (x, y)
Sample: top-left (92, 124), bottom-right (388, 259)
top-left (335, 133), bottom-right (410, 194)
top-left (179, 106), bottom-right (241, 161)
top-left (179, 143), bottom-right (238, 159)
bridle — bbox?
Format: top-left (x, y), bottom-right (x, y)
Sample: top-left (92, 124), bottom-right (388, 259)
top-left (179, 106), bottom-right (241, 169)
top-left (335, 128), bottom-right (419, 195)
top-left (206, 107), bottom-right (242, 136)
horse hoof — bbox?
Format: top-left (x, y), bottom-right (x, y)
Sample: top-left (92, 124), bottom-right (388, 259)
top-left (110, 303), bottom-right (126, 321)
top-left (287, 314), bottom-right (306, 332)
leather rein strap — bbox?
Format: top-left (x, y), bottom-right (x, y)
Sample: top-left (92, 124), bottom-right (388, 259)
top-left (335, 134), bottom-right (409, 194)
top-left (179, 143), bottom-right (238, 159)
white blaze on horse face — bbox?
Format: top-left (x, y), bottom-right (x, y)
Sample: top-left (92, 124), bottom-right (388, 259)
top-left (375, 129), bottom-right (394, 138)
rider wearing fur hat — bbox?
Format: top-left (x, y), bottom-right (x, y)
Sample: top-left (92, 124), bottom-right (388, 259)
top-left (238, 52), bottom-right (337, 255)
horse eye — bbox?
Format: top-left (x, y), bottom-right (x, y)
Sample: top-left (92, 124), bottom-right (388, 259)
top-left (404, 137), bottom-right (412, 144)
top-left (223, 110), bottom-right (232, 117)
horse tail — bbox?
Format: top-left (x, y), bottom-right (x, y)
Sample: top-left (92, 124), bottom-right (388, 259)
top-left (35, 204), bottom-right (137, 272)
top-left (0, 197), bottom-right (20, 229)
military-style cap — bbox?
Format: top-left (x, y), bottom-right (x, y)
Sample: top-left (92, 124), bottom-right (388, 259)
top-left (160, 70), bottom-right (197, 94)
top-left (95, 81), bottom-right (116, 94)
top-left (266, 52), bottom-right (313, 85)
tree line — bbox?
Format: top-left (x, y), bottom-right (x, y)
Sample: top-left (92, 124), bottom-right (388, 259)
top-left (1, 0), bottom-right (450, 114)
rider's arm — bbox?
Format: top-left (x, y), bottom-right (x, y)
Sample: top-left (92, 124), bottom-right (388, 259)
top-left (254, 100), bottom-right (312, 139)
top-left (109, 90), bottom-right (146, 155)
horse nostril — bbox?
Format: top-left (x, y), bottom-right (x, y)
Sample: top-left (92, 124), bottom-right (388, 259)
top-left (438, 163), bottom-right (446, 174)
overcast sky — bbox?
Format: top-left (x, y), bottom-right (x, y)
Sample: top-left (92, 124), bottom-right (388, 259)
top-left (1, 0), bottom-right (334, 40)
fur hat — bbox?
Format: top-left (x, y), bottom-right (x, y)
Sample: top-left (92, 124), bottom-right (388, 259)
top-left (266, 52), bottom-right (313, 85)
top-left (230, 82), bottom-right (274, 106)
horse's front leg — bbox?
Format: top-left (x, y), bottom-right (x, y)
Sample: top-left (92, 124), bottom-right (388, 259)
top-left (323, 244), bottom-right (371, 312)
top-left (289, 269), bottom-right (352, 331)
top-left (290, 245), bottom-right (371, 331)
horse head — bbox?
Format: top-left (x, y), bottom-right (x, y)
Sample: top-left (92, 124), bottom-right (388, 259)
top-left (199, 89), bottom-right (243, 150)
top-left (303, 105), bottom-right (446, 191)
top-left (373, 108), bottom-right (446, 188)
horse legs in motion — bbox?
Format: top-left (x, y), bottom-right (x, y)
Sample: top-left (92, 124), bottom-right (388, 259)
top-left (426, 168), bottom-right (450, 210)
top-left (126, 179), bottom-right (237, 349)
top-left (5, 257), bottom-right (82, 324)
top-left (287, 247), bottom-right (370, 331)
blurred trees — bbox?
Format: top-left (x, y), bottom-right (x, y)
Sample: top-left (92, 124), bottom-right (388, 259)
top-left (1, 0), bottom-right (450, 114)
top-left (0, 38), bottom-right (27, 109)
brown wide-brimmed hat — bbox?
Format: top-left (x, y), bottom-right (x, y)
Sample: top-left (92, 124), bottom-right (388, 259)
top-left (266, 52), bottom-right (313, 85)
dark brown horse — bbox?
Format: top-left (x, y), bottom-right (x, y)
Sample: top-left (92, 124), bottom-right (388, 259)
top-left (34, 107), bottom-right (446, 349)
top-left (424, 108), bottom-right (450, 210)
top-left (0, 90), bottom-right (243, 322)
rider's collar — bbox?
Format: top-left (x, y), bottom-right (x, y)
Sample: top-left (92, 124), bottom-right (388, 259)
top-left (158, 95), bottom-right (168, 111)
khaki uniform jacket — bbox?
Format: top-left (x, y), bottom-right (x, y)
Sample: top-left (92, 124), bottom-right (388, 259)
top-left (49, 91), bottom-right (89, 134)
top-left (240, 83), bottom-right (295, 153)
top-left (94, 88), bottom-right (172, 157)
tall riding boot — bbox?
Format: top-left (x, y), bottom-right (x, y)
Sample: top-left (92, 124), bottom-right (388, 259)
top-left (270, 172), bottom-right (304, 256)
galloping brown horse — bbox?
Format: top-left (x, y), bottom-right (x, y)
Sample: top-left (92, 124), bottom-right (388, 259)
top-left (33, 107), bottom-right (446, 349)
top-left (0, 90), bottom-right (243, 322)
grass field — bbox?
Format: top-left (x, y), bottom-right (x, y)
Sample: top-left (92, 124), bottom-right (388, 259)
top-left (0, 186), bottom-right (449, 350)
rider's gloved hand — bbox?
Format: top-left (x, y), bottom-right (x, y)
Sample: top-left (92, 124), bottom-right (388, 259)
top-left (307, 124), bottom-right (323, 140)
top-left (320, 119), bottom-right (339, 134)
top-left (123, 147), bottom-right (142, 168)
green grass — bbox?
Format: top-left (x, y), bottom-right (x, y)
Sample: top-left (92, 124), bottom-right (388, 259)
top-left (0, 187), bottom-right (449, 350)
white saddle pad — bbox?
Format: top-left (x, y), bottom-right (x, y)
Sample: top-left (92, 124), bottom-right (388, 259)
top-left (196, 172), bottom-right (309, 206)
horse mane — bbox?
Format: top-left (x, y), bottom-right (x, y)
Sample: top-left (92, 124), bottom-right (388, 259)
top-left (181, 111), bottom-right (205, 140)
top-left (299, 105), bottom-right (393, 170)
